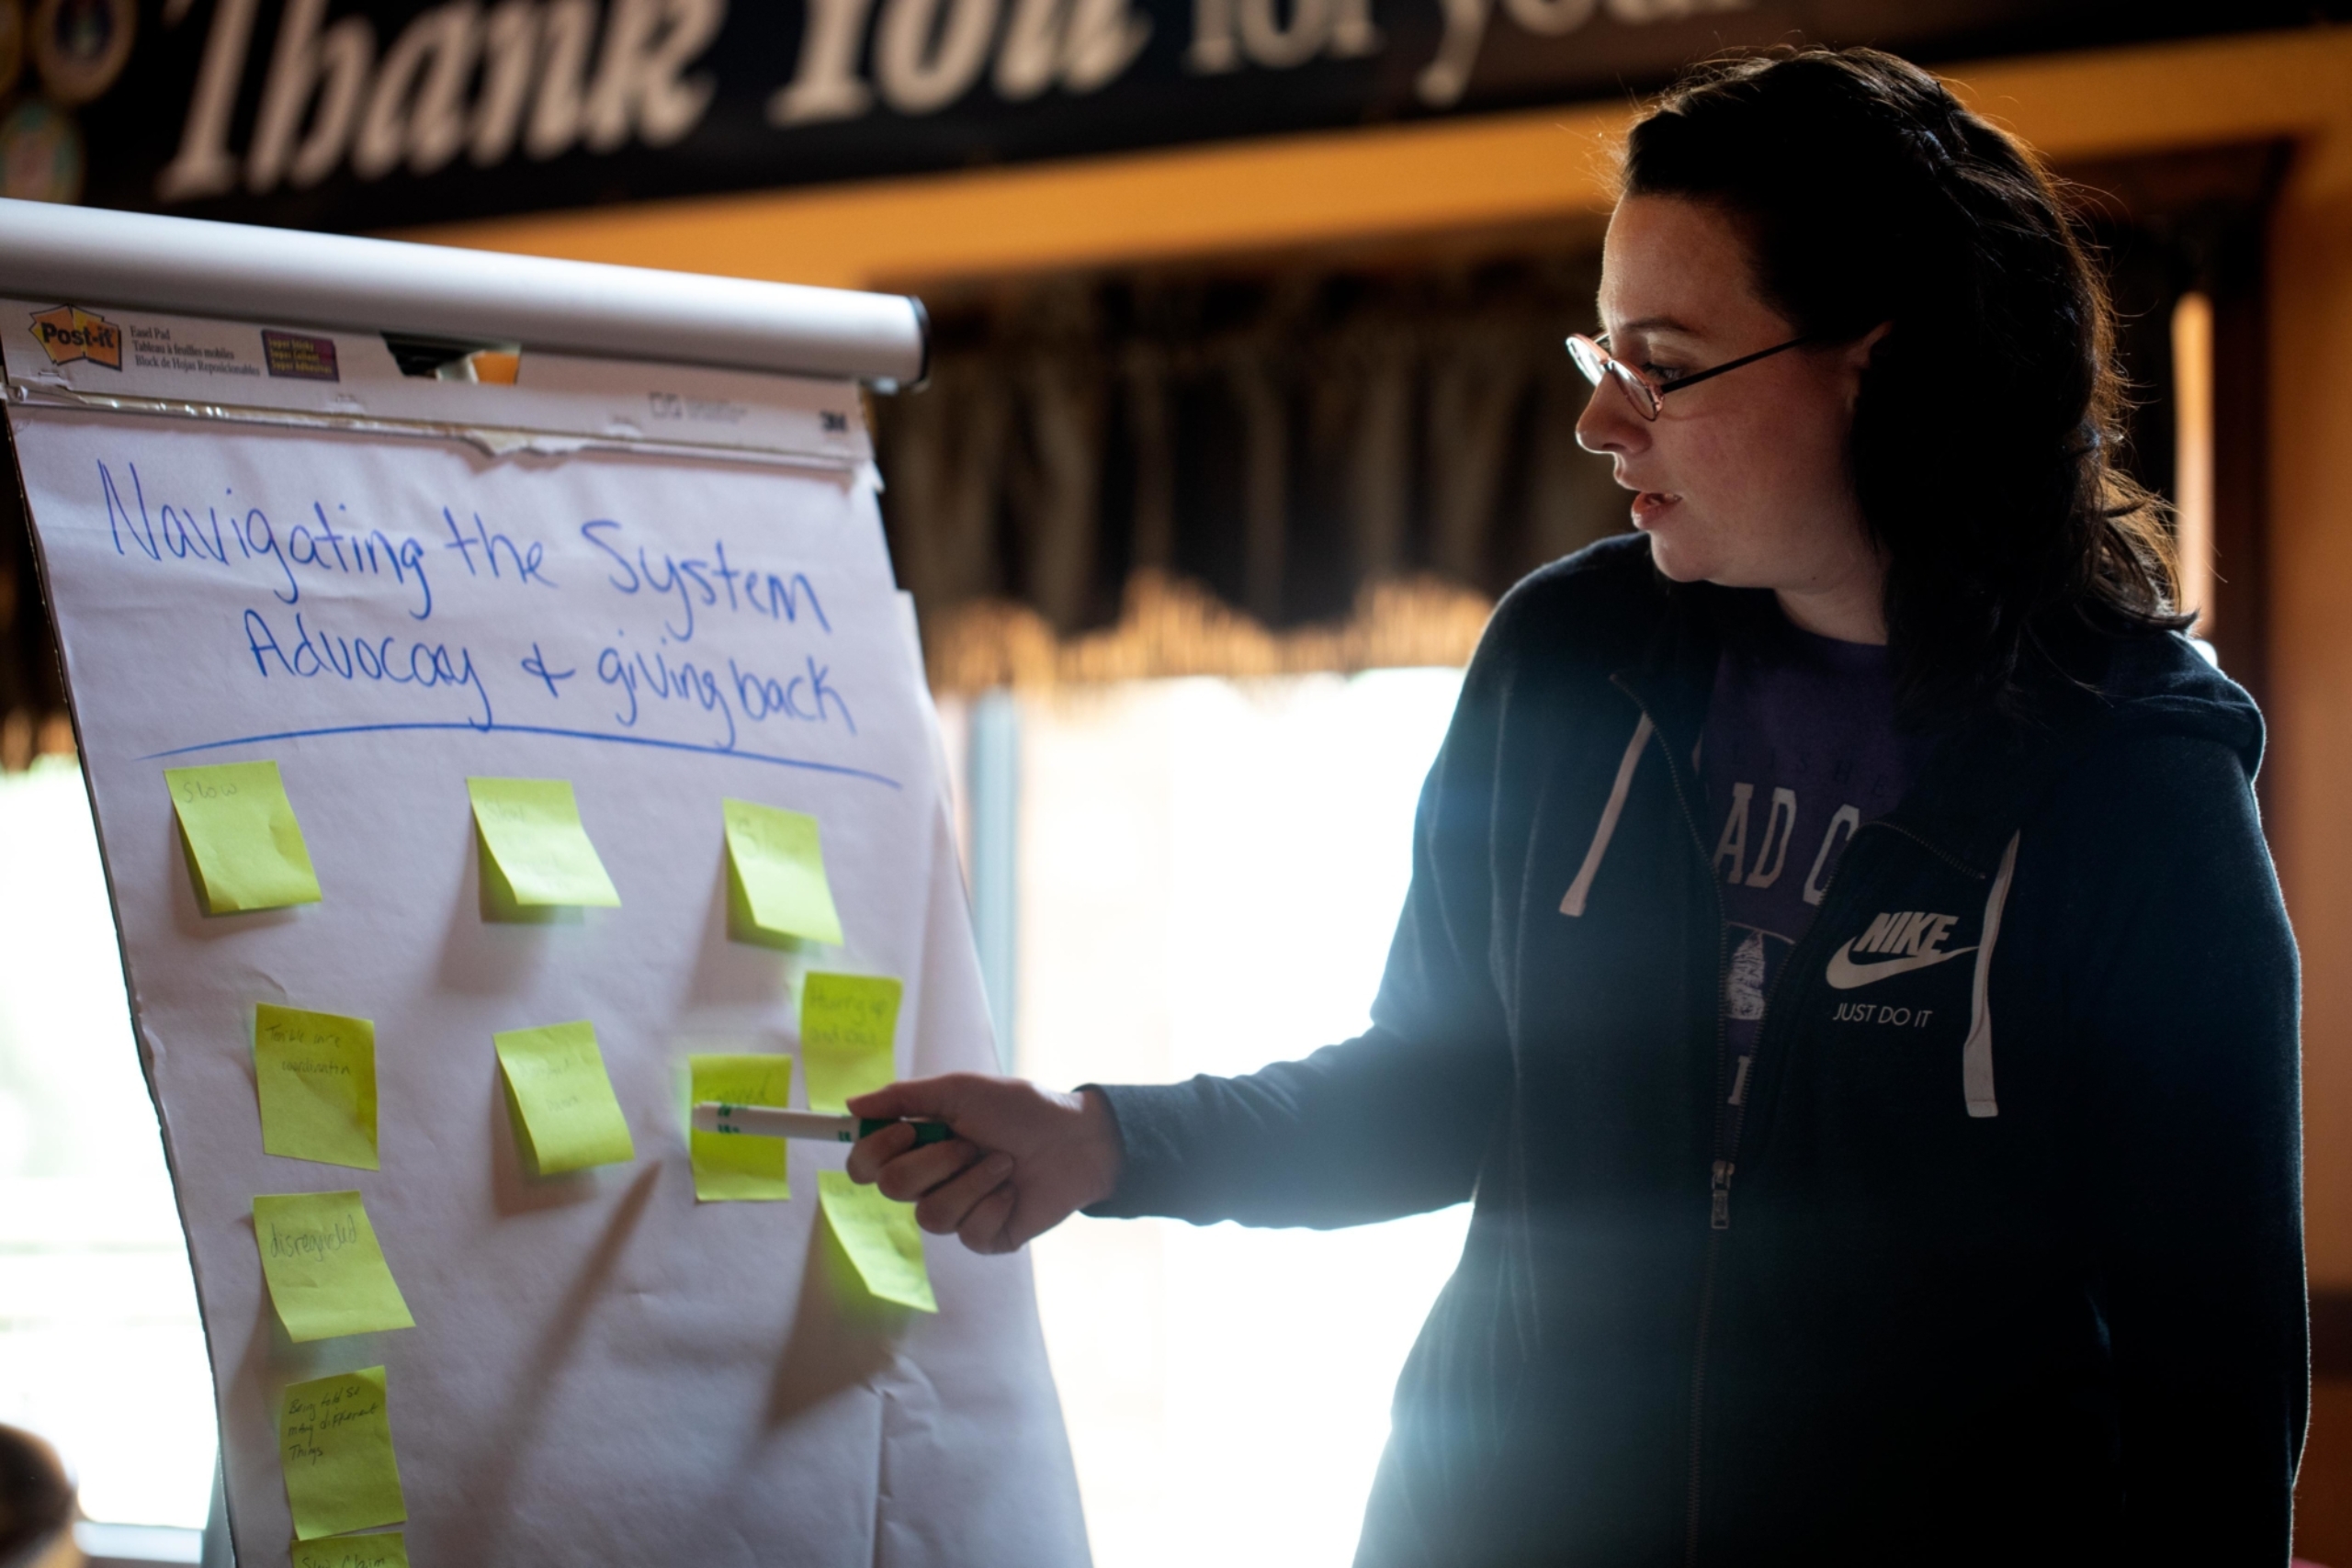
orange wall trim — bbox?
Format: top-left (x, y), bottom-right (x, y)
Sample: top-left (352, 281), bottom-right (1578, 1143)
top-left (403, 27), bottom-right (2352, 290)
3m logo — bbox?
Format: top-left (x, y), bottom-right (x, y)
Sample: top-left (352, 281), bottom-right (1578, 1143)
top-left (28, 305), bottom-right (121, 369)
top-left (1825, 910), bottom-right (1976, 990)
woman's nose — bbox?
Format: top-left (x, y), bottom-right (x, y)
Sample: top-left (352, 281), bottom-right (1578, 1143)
top-left (1575, 380), bottom-right (1647, 457)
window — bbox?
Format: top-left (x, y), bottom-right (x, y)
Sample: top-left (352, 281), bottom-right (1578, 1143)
top-left (963, 669), bottom-right (1475, 1568)
top-left (0, 760), bottom-right (217, 1530)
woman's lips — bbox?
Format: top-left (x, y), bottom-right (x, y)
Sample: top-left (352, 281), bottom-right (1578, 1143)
top-left (1630, 491), bottom-right (1682, 527)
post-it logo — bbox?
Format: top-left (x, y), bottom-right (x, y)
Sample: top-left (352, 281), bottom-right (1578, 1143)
top-left (28, 304), bottom-right (121, 369)
top-left (261, 330), bottom-right (340, 381)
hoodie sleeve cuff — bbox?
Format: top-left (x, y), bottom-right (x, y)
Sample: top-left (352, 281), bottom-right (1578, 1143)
top-left (1077, 1081), bottom-right (1205, 1220)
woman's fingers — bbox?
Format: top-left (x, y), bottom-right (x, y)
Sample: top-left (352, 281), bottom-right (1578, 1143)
top-left (869, 1136), bottom-right (988, 1202)
top-left (956, 1184), bottom-right (1020, 1255)
top-left (845, 1080), bottom-right (929, 1122)
top-left (847, 1072), bottom-right (1001, 1129)
top-left (842, 1120), bottom-right (918, 1184)
top-left (914, 1152), bottom-right (1016, 1236)
top-left (842, 1077), bottom-right (1118, 1256)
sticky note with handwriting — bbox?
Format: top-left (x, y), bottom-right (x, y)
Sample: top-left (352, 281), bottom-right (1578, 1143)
top-left (495, 1020), bottom-right (636, 1175)
top-left (723, 799), bottom-right (843, 947)
top-left (292, 1532), bottom-right (408, 1568)
top-left (800, 973), bottom-right (902, 1114)
top-left (252, 1191), bottom-right (415, 1342)
top-left (279, 1365), bottom-right (406, 1540)
top-left (164, 761), bottom-right (322, 913)
top-left (467, 777), bottom-right (620, 919)
top-left (689, 1054), bottom-right (794, 1201)
top-left (820, 1172), bottom-right (938, 1313)
top-left (254, 1004), bottom-right (378, 1170)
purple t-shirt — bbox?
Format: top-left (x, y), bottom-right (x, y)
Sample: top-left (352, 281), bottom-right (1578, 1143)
top-left (1700, 623), bottom-right (1931, 1101)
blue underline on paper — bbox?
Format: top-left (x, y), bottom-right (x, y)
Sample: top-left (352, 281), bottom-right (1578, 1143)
top-left (135, 721), bottom-right (903, 790)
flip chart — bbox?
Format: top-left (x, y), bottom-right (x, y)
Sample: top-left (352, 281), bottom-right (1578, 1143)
top-left (494, 1021), bottom-right (635, 1176)
top-left (254, 1004), bottom-right (379, 1169)
top-left (724, 797), bottom-right (844, 946)
top-left (279, 1366), bottom-right (407, 1540)
top-left (7, 297), bottom-right (1088, 1568)
top-left (820, 1171), bottom-right (939, 1313)
top-left (468, 777), bottom-right (621, 919)
top-left (253, 1190), bottom-right (415, 1342)
top-left (688, 1054), bottom-right (794, 1201)
top-left (165, 760), bottom-right (322, 912)
top-left (801, 973), bottom-right (904, 1113)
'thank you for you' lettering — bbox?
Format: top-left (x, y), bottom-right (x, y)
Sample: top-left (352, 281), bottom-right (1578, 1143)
top-left (90, 455), bottom-right (871, 771)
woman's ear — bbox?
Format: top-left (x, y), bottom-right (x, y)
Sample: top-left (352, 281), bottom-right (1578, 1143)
top-left (1848, 321), bottom-right (1894, 367)
top-left (1843, 321), bottom-right (1894, 406)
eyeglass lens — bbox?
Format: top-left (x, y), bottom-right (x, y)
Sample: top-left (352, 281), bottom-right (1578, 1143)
top-left (1566, 336), bottom-right (1661, 420)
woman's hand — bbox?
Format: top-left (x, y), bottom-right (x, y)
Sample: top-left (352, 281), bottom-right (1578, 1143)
top-left (843, 1075), bottom-right (1123, 1255)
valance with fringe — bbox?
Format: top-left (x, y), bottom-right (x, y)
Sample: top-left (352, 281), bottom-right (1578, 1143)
top-left (875, 254), bottom-right (1631, 690)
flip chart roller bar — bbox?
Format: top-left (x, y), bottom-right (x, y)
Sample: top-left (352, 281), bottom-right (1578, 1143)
top-left (0, 197), bottom-right (928, 387)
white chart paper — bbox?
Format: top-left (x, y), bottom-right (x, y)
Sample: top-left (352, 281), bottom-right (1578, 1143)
top-left (6, 387), bottom-right (1088, 1567)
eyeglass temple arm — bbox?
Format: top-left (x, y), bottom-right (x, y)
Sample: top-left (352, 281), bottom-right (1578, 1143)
top-left (1655, 334), bottom-right (1815, 399)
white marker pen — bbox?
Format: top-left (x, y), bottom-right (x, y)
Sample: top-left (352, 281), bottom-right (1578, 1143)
top-left (690, 1101), bottom-right (954, 1145)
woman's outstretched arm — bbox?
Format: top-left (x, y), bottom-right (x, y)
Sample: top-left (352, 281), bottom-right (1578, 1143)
top-left (849, 595), bottom-right (1536, 1249)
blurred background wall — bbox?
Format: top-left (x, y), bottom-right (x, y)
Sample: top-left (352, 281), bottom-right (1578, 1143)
top-left (2, 3), bottom-right (2351, 1561)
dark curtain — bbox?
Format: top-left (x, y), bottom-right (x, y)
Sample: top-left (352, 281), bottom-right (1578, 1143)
top-left (874, 253), bottom-right (1631, 643)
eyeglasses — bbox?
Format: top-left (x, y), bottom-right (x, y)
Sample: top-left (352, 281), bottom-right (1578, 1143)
top-left (1566, 332), bottom-right (1815, 421)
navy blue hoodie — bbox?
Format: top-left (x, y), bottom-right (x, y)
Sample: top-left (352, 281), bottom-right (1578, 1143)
top-left (1090, 535), bottom-right (2307, 1566)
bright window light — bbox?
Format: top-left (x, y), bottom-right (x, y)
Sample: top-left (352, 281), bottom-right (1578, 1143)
top-left (0, 759), bottom-right (217, 1528)
top-left (1013, 670), bottom-right (1476, 1568)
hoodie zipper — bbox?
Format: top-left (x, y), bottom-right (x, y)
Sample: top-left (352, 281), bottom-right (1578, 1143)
top-left (1611, 676), bottom-right (1970, 1567)
top-left (1608, 677), bottom-right (1735, 1566)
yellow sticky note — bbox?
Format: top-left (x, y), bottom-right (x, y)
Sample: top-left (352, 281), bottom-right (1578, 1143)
top-left (292, 1532), bottom-right (408, 1568)
top-left (689, 1054), bottom-right (794, 1201)
top-left (252, 1191), bottom-right (415, 1343)
top-left (164, 761), bottom-right (322, 913)
top-left (494, 1020), bottom-right (636, 1175)
top-left (723, 799), bottom-right (844, 947)
top-left (800, 973), bottom-right (902, 1114)
top-left (467, 777), bottom-right (620, 919)
top-left (820, 1172), bottom-right (937, 1313)
top-left (254, 1005), bottom-right (378, 1170)
top-left (279, 1366), bottom-right (406, 1540)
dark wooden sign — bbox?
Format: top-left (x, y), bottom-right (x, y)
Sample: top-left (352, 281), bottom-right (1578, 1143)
top-left (6, 0), bottom-right (2340, 231)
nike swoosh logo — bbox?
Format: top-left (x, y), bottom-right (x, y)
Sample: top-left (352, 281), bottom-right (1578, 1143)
top-left (1824, 941), bottom-right (1978, 989)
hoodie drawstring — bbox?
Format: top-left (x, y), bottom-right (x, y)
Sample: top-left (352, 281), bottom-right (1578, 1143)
top-left (1962, 831), bottom-right (2020, 1119)
top-left (1561, 715), bottom-right (1654, 918)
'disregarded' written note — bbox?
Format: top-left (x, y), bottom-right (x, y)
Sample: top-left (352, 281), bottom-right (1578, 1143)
top-left (254, 1004), bottom-right (378, 1170)
top-left (722, 798), bottom-right (843, 947)
top-left (820, 1172), bottom-right (938, 1314)
top-left (467, 777), bottom-right (620, 919)
top-left (495, 1020), bottom-right (636, 1175)
top-left (164, 761), bottom-right (322, 913)
top-left (279, 1365), bottom-right (407, 1540)
top-left (688, 1054), bottom-right (794, 1201)
top-left (799, 973), bottom-right (902, 1114)
top-left (252, 1191), bottom-right (415, 1342)
top-left (291, 1531), bottom-right (408, 1568)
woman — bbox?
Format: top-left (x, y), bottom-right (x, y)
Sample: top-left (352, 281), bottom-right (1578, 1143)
top-left (851, 48), bottom-right (2307, 1564)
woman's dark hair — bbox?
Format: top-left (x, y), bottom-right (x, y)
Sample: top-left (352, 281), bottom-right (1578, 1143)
top-left (1623, 47), bottom-right (2185, 715)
